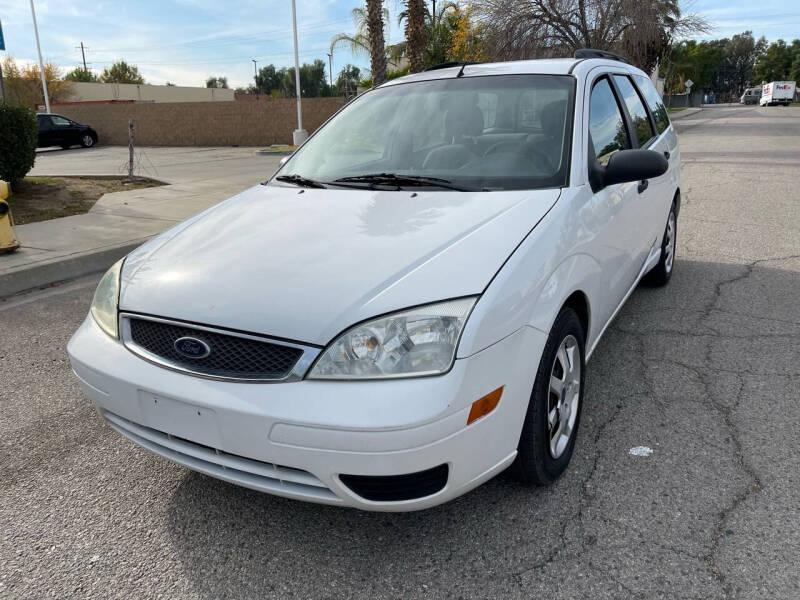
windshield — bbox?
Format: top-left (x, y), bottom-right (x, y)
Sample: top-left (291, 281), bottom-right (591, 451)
top-left (274, 74), bottom-right (575, 191)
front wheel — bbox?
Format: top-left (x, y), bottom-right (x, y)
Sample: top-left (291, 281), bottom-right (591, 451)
top-left (81, 134), bottom-right (95, 148)
top-left (514, 307), bottom-right (585, 486)
top-left (643, 200), bottom-right (677, 286)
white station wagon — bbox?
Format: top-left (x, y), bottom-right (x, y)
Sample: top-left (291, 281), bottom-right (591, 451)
top-left (68, 50), bottom-right (680, 511)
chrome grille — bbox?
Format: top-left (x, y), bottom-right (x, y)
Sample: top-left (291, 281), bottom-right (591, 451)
top-left (123, 315), bottom-right (306, 381)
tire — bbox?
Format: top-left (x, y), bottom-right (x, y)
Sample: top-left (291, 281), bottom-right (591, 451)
top-left (643, 199), bottom-right (677, 287)
top-left (514, 307), bottom-right (585, 486)
top-left (81, 134), bottom-right (95, 148)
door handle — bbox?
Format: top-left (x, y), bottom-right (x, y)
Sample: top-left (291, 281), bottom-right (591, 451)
top-left (663, 150), bottom-right (670, 160)
top-left (637, 179), bottom-right (649, 194)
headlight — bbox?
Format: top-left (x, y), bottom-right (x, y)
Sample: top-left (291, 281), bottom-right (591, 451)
top-left (307, 297), bottom-right (477, 380)
top-left (90, 259), bottom-right (123, 338)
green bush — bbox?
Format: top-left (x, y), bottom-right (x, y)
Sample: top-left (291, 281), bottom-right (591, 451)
top-left (0, 104), bottom-right (38, 187)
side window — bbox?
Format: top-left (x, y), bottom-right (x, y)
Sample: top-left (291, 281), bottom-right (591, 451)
top-left (633, 75), bottom-right (670, 134)
top-left (51, 116), bottom-right (72, 127)
top-left (613, 75), bottom-right (655, 147)
top-left (589, 78), bottom-right (630, 165)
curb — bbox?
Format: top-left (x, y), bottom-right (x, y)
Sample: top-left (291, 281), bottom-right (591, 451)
top-left (668, 107), bottom-right (702, 120)
top-left (0, 238), bottom-right (148, 299)
top-left (253, 150), bottom-right (294, 156)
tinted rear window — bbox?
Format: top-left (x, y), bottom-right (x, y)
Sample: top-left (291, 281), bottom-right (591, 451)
top-left (613, 75), bottom-right (655, 147)
top-left (633, 75), bottom-right (670, 134)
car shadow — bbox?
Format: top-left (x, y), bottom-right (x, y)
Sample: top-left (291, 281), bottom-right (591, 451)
top-left (163, 257), bottom-right (800, 598)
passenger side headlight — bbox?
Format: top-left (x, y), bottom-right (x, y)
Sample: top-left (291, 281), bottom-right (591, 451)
top-left (307, 297), bottom-right (477, 380)
top-left (90, 259), bottom-right (123, 338)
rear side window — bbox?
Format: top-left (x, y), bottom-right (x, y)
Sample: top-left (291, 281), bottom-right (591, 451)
top-left (589, 78), bottom-right (630, 165)
top-left (613, 75), bottom-right (654, 147)
top-left (633, 75), bottom-right (670, 134)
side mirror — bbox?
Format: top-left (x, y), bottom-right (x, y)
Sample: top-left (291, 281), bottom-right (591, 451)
top-left (589, 149), bottom-right (668, 192)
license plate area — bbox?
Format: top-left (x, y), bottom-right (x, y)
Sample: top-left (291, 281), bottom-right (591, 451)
top-left (137, 391), bottom-right (221, 448)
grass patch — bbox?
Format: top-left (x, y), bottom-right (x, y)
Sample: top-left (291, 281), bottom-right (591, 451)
top-left (7, 176), bottom-right (162, 225)
top-left (668, 107), bottom-right (688, 112)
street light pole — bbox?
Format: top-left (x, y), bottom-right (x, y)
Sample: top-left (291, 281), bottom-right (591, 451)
top-left (29, 0), bottom-right (50, 113)
top-left (326, 52), bottom-right (333, 89)
top-left (252, 59), bottom-right (258, 91)
top-left (291, 0), bottom-right (308, 144)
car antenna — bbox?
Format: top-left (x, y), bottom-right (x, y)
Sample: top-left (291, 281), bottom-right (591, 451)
top-left (456, 62), bottom-right (468, 78)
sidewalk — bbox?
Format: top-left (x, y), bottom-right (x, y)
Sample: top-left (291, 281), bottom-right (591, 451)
top-left (0, 147), bottom-right (283, 298)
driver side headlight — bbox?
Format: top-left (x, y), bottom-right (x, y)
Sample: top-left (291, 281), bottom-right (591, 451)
top-left (90, 259), bottom-right (123, 338)
top-left (307, 297), bottom-right (477, 380)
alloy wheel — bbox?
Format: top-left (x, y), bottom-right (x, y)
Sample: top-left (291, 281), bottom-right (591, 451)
top-left (82, 135), bottom-right (94, 147)
top-left (664, 210), bottom-right (676, 274)
top-left (547, 334), bottom-right (581, 459)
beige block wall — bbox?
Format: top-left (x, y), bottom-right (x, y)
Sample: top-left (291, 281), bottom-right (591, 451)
top-left (67, 82), bottom-right (235, 103)
top-left (55, 97), bottom-right (347, 146)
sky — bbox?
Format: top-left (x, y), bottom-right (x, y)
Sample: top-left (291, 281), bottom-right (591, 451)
top-left (0, 0), bottom-right (798, 89)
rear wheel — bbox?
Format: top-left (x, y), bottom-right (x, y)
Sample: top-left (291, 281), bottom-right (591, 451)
top-left (515, 307), bottom-right (585, 486)
top-left (643, 200), bottom-right (677, 286)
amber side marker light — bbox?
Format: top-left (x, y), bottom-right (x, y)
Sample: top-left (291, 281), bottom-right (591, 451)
top-left (467, 386), bottom-right (504, 425)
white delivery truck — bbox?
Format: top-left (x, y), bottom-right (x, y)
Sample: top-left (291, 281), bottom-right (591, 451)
top-left (760, 81), bottom-right (796, 106)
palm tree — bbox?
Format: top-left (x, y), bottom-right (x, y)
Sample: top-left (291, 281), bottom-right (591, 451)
top-left (366, 0), bottom-right (387, 86)
top-left (405, 0), bottom-right (426, 73)
top-left (331, 4), bottom-right (403, 81)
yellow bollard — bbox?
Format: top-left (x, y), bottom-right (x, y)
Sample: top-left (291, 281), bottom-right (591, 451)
top-left (0, 180), bottom-right (21, 255)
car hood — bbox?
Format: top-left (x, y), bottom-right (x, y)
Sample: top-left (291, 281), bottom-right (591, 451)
top-left (120, 184), bottom-right (559, 345)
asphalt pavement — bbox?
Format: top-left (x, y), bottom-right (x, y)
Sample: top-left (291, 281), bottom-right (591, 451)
top-left (1, 105), bottom-right (798, 599)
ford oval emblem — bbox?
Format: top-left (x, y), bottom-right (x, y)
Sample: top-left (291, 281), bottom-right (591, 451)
top-left (174, 336), bottom-right (211, 359)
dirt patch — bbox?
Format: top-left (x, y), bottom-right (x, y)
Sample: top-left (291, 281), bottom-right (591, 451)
top-left (7, 176), bottom-right (163, 225)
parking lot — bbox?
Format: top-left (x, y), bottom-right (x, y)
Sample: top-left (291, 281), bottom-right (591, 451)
top-left (1, 105), bottom-right (798, 599)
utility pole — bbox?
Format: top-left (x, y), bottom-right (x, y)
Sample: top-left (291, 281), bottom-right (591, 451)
top-left (79, 41), bottom-right (87, 71)
top-left (252, 59), bottom-right (258, 88)
top-left (29, 0), bottom-right (50, 113)
top-left (291, 0), bottom-right (308, 144)
top-left (326, 52), bottom-right (333, 89)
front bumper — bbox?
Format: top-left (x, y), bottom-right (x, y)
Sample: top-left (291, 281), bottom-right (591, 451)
top-left (67, 315), bottom-right (546, 511)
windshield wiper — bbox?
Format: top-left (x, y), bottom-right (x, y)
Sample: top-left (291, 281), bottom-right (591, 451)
top-left (334, 173), bottom-right (469, 191)
top-left (273, 174), bottom-right (327, 189)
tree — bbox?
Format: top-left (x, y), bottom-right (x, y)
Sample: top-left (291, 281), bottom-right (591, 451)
top-left (336, 64), bottom-right (361, 95)
top-left (474, 0), bottom-right (708, 71)
top-left (449, 4), bottom-right (486, 62)
top-left (100, 60), bottom-right (144, 84)
top-left (205, 76), bottom-right (228, 89)
top-left (405, 0), bottom-right (426, 73)
top-left (422, 2), bottom-right (460, 65)
top-left (331, 4), bottom-right (403, 73)
top-left (255, 64), bottom-right (285, 95)
top-left (294, 60), bottom-right (331, 97)
top-left (663, 32), bottom-right (770, 100)
top-left (65, 67), bottom-right (98, 82)
top-left (1, 57), bottom-right (72, 107)
top-left (754, 39), bottom-right (797, 82)
top-left (366, 0), bottom-right (387, 86)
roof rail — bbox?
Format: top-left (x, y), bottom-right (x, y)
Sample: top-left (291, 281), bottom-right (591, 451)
top-left (424, 61), bottom-right (480, 72)
top-left (573, 49), bottom-right (630, 64)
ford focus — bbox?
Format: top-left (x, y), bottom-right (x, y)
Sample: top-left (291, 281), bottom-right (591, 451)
top-left (68, 51), bottom-right (680, 511)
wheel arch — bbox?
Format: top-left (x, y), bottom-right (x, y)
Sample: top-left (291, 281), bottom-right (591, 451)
top-left (561, 290), bottom-right (591, 341)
